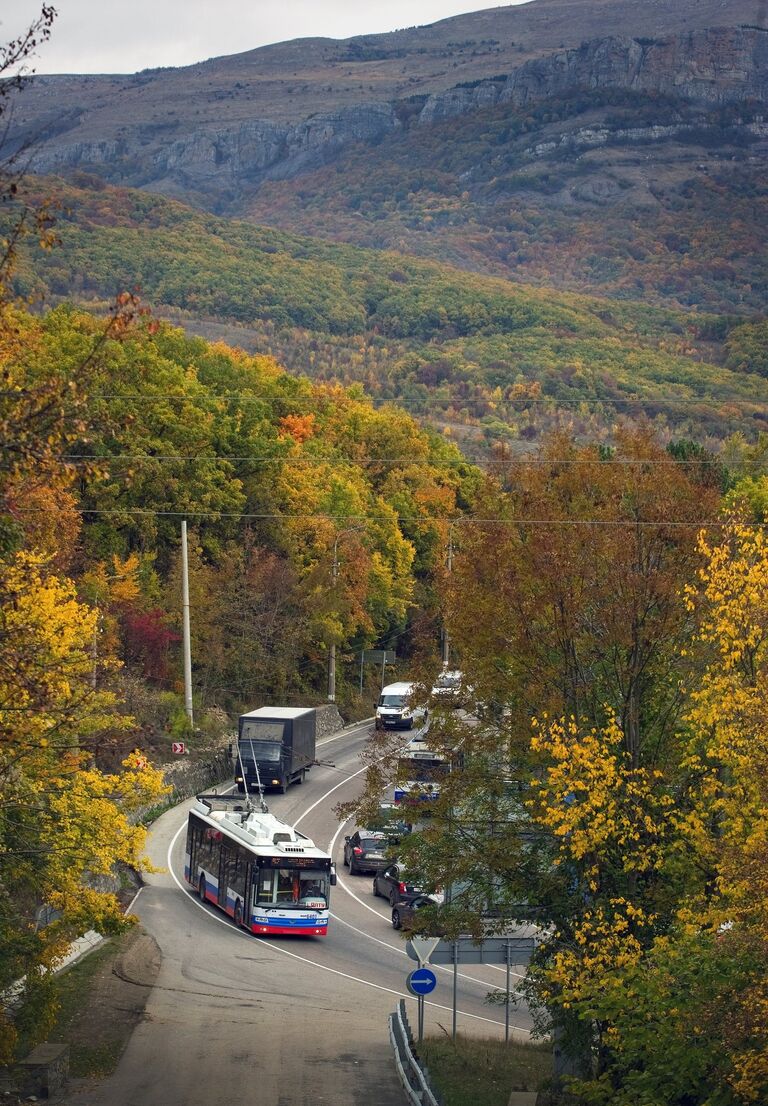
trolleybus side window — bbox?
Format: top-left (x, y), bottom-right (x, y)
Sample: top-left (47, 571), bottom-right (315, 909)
top-left (189, 817), bottom-right (216, 871)
top-left (221, 846), bottom-right (247, 898)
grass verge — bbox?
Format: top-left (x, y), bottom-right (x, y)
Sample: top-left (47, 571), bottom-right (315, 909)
top-left (15, 927), bottom-right (152, 1080)
top-left (418, 1034), bottom-right (551, 1106)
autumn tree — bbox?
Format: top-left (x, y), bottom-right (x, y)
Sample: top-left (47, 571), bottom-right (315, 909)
top-left (0, 552), bottom-right (167, 1059)
top-left (351, 427), bottom-right (738, 1098)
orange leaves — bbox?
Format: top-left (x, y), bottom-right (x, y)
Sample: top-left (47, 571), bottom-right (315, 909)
top-left (279, 412), bottom-right (316, 442)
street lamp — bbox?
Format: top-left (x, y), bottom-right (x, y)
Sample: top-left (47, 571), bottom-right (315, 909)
top-left (328, 527), bottom-right (363, 702)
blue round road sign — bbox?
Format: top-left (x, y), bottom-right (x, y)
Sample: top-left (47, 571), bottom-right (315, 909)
top-left (406, 967), bottom-right (437, 996)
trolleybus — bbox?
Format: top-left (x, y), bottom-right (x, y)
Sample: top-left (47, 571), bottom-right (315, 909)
top-left (185, 792), bottom-right (336, 936)
top-left (394, 739), bottom-right (451, 803)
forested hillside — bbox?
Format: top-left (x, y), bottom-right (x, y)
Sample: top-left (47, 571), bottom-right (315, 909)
top-left (246, 89), bottom-right (768, 314)
top-left (5, 300), bottom-right (478, 716)
top-left (13, 176), bottom-right (768, 447)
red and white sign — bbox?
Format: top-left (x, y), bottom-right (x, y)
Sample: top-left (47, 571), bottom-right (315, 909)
top-left (171, 742), bottom-right (186, 755)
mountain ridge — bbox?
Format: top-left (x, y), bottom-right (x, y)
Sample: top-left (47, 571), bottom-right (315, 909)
top-left (9, 0), bottom-right (766, 207)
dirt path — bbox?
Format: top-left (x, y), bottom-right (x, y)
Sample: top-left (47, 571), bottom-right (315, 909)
top-left (59, 927), bottom-right (162, 1101)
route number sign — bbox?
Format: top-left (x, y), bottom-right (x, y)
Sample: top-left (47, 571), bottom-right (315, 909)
top-left (171, 742), bottom-right (186, 754)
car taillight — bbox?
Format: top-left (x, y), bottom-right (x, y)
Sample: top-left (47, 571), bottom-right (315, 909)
top-left (399, 882), bottom-right (407, 893)
top-left (353, 846), bottom-right (363, 855)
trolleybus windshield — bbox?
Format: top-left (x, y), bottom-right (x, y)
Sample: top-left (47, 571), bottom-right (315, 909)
top-left (398, 755), bottom-right (449, 783)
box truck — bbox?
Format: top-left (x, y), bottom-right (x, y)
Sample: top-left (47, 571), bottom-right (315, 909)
top-left (235, 706), bottom-right (316, 794)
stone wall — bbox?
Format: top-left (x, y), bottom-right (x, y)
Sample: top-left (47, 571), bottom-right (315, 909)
top-left (315, 703), bottom-right (345, 741)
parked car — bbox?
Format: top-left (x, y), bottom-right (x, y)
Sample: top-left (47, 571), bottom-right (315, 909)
top-left (372, 862), bottom-right (421, 906)
top-left (391, 894), bottom-right (441, 931)
top-left (343, 830), bottom-right (391, 875)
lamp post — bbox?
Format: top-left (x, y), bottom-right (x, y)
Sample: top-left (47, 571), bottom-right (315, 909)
top-left (328, 527), bottom-right (363, 702)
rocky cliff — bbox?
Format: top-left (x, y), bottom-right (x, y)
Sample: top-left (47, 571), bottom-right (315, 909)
top-left (30, 102), bottom-right (399, 196)
top-left (419, 27), bottom-right (768, 122)
top-left (18, 24), bottom-right (768, 205)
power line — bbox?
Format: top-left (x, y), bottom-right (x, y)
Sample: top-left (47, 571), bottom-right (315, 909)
top-left (55, 453), bottom-right (728, 467)
top-left (9, 506), bottom-right (726, 526)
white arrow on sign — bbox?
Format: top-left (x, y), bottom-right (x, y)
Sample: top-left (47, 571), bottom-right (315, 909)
top-left (407, 936), bottom-right (441, 966)
top-left (171, 742), bottom-right (186, 754)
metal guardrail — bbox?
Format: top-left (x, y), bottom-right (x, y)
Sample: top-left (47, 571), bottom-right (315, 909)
top-left (389, 999), bottom-right (441, 1106)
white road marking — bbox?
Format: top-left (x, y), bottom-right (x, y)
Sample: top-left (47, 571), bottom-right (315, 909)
top-left (166, 822), bottom-right (520, 1031)
top-left (293, 763), bottom-right (368, 827)
top-left (327, 809), bottom-right (523, 982)
top-left (167, 748), bottom-right (530, 1032)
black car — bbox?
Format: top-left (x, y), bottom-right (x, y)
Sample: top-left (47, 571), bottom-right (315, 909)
top-left (391, 894), bottom-right (440, 931)
top-left (343, 830), bottom-right (390, 875)
top-left (372, 862), bottom-right (421, 906)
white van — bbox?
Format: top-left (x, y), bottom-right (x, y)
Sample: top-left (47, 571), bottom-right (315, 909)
top-left (375, 682), bottom-right (415, 730)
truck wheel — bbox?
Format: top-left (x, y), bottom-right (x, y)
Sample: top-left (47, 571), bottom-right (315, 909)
top-left (297, 769), bottom-right (306, 785)
top-left (279, 780), bottom-right (288, 794)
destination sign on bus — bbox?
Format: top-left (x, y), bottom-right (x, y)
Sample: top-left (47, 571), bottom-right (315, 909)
top-left (266, 855), bottom-right (318, 868)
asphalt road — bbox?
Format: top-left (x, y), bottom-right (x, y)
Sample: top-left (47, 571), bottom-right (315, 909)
top-left (67, 721), bottom-right (533, 1106)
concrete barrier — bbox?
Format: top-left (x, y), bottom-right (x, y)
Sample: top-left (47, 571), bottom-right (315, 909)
top-left (17, 1042), bottom-right (69, 1098)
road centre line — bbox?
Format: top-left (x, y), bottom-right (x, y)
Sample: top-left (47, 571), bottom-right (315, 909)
top-left (166, 820), bottom-right (519, 1031)
top-left (173, 727), bottom-right (527, 1020)
top-left (326, 816), bottom-right (525, 984)
top-left (329, 907), bottom-right (526, 996)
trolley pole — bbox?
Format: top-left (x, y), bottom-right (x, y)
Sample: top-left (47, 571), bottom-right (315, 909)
top-left (181, 520), bottom-right (194, 727)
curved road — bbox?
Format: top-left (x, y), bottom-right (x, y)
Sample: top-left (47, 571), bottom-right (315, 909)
top-left (67, 721), bottom-right (533, 1106)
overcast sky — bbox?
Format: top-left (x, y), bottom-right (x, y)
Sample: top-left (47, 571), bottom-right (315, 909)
top-left (5, 1), bottom-right (530, 75)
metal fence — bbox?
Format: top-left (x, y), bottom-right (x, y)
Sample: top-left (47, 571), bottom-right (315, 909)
top-left (389, 999), bottom-right (442, 1106)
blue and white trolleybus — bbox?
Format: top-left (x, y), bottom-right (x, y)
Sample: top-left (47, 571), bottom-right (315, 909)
top-left (185, 792), bottom-right (336, 936)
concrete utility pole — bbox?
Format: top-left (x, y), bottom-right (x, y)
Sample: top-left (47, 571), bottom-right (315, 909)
top-left (181, 520), bottom-right (194, 726)
top-left (328, 535), bottom-right (340, 703)
top-left (328, 527), bottom-right (363, 702)
top-left (441, 526), bottom-right (454, 667)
